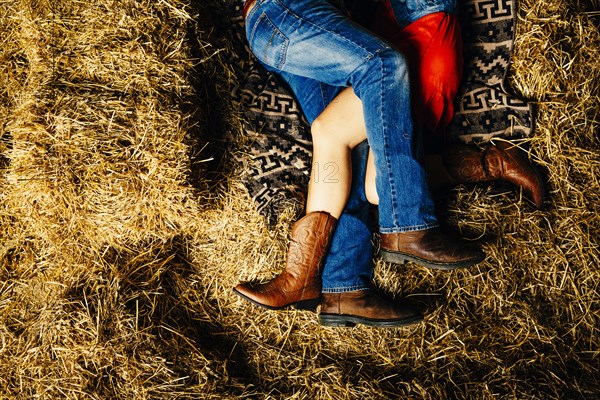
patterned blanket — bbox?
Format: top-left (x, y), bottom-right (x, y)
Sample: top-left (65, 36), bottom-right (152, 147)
top-left (225, 0), bottom-right (532, 223)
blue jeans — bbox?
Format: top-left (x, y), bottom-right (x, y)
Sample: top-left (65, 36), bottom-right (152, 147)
top-left (245, 0), bottom-right (453, 291)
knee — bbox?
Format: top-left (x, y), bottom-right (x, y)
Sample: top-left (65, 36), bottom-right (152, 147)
top-left (310, 115), bottom-right (336, 147)
top-left (311, 112), bottom-right (358, 150)
top-left (379, 47), bottom-right (408, 67)
top-left (379, 48), bottom-right (410, 81)
top-left (360, 47), bottom-right (410, 87)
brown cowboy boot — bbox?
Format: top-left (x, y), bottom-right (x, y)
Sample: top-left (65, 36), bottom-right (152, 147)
top-left (234, 211), bottom-right (337, 311)
top-left (319, 289), bottom-right (423, 327)
top-left (438, 141), bottom-right (545, 208)
top-left (379, 228), bottom-right (485, 270)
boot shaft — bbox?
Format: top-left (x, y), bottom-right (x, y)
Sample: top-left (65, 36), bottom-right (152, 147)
top-left (287, 211), bottom-right (338, 288)
top-left (233, 211), bottom-right (337, 310)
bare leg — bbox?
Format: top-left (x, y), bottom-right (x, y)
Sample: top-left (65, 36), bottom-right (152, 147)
top-left (306, 87), bottom-right (367, 218)
top-left (365, 151), bottom-right (378, 205)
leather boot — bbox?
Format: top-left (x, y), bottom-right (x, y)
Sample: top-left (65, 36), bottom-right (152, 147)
top-left (379, 228), bottom-right (485, 270)
top-left (234, 211), bottom-right (337, 311)
top-left (319, 289), bottom-right (423, 327)
top-left (441, 141), bottom-right (544, 208)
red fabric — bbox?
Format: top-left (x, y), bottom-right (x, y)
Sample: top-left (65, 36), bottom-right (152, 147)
top-left (368, 5), bottom-right (463, 135)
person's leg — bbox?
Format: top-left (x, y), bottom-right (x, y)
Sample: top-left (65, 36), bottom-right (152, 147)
top-left (305, 87), bottom-right (367, 218)
top-left (428, 142), bottom-right (545, 208)
top-left (234, 74), bottom-right (372, 311)
top-left (280, 78), bottom-right (380, 294)
top-left (245, 0), bottom-right (438, 232)
top-left (283, 76), bottom-right (421, 325)
top-left (321, 141), bottom-right (373, 293)
top-left (317, 139), bottom-right (423, 328)
top-left (368, 148), bottom-right (544, 207)
top-left (246, 0), bottom-right (484, 270)
top-left (277, 77), bottom-right (376, 294)
top-left (295, 83), bottom-right (422, 326)
top-left (233, 75), bottom-right (342, 311)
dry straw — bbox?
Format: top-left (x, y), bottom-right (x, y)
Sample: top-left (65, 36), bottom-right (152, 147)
top-left (0, 0), bottom-right (598, 398)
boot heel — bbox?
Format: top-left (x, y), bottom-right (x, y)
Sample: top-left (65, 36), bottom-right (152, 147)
top-left (318, 315), bottom-right (356, 327)
top-left (294, 298), bottom-right (320, 311)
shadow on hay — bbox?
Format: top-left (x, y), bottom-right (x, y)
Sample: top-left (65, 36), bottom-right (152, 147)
top-left (63, 238), bottom-right (259, 396)
top-left (183, 1), bottom-right (241, 196)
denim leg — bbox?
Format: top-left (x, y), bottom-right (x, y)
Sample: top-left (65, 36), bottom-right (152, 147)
top-left (321, 141), bottom-right (373, 292)
top-left (278, 71), bottom-right (341, 124)
top-left (281, 73), bottom-right (372, 292)
top-left (246, 0), bottom-right (438, 233)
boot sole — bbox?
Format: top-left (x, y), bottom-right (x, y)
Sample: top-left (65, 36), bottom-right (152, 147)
top-left (233, 288), bottom-right (320, 311)
top-left (379, 249), bottom-right (485, 270)
top-left (319, 313), bottom-right (423, 328)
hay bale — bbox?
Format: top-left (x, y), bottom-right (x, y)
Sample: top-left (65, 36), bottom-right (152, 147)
top-left (0, 0), bottom-right (598, 398)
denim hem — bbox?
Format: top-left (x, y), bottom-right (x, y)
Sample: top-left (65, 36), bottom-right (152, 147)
top-left (321, 285), bottom-right (370, 293)
top-left (379, 222), bottom-right (439, 234)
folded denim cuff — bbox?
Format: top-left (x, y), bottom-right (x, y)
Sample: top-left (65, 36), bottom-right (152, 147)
top-left (321, 284), bottom-right (371, 293)
top-left (379, 222), bottom-right (439, 234)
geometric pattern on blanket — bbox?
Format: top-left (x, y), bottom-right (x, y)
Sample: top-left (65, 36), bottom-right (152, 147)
top-left (447, 0), bottom-right (533, 142)
top-left (237, 68), bottom-right (312, 219)
top-left (225, 0), bottom-right (533, 223)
